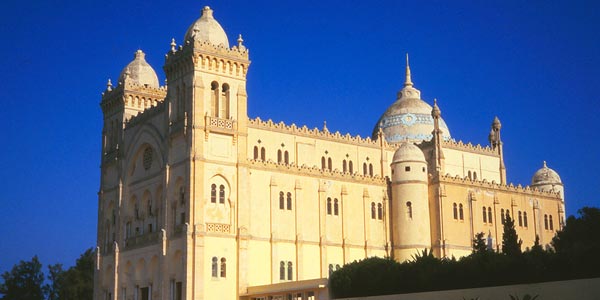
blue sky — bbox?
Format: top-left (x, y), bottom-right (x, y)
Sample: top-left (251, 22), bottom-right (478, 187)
top-left (0, 0), bottom-right (598, 273)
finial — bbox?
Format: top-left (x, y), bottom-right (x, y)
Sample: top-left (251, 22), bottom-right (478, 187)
top-left (202, 6), bottom-right (213, 18)
top-left (106, 79), bottom-right (113, 91)
top-left (134, 49), bottom-right (144, 59)
top-left (492, 116), bottom-right (501, 129)
top-left (543, 161), bottom-right (547, 168)
top-left (237, 34), bottom-right (244, 47)
top-left (432, 98), bottom-right (441, 118)
top-left (170, 38), bottom-right (176, 52)
top-left (323, 120), bottom-right (328, 132)
top-left (404, 53), bottom-right (413, 87)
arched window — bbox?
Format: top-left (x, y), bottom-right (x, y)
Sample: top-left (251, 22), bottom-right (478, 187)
top-left (523, 212), bottom-right (528, 227)
top-left (328, 158), bottom-right (332, 171)
top-left (211, 257), bottom-right (218, 277)
top-left (328, 264), bottom-right (334, 276)
top-left (284, 151), bottom-right (289, 164)
top-left (549, 215), bottom-right (554, 230)
top-left (210, 184), bottom-right (216, 203)
top-left (406, 202), bottom-right (413, 219)
top-left (179, 186), bottom-right (185, 204)
top-left (279, 192), bottom-right (285, 210)
top-left (260, 147), bottom-right (266, 161)
top-left (279, 261), bottom-right (285, 280)
top-left (211, 81), bottom-right (219, 117)
top-left (501, 209), bottom-right (505, 224)
top-left (483, 207), bottom-right (487, 223)
top-left (349, 161), bottom-right (353, 174)
top-left (363, 163), bottom-right (368, 175)
top-left (327, 198), bottom-right (332, 215)
top-left (342, 160), bottom-right (347, 173)
top-left (459, 204), bottom-right (464, 220)
top-left (453, 203), bottom-right (458, 220)
top-left (518, 211), bottom-right (523, 227)
top-left (321, 157), bottom-right (326, 170)
top-left (371, 202), bottom-right (376, 219)
top-left (468, 170), bottom-right (472, 180)
top-left (277, 150), bottom-right (282, 163)
top-left (220, 258), bottom-right (226, 278)
top-left (488, 207), bottom-right (493, 224)
top-left (377, 203), bottom-right (383, 220)
top-left (334, 199), bottom-right (339, 216)
top-left (287, 262), bottom-right (293, 280)
top-left (286, 192), bottom-right (292, 210)
top-left (544, 214), bottom-right (549, 230)
top-left (474, 172), bottom-right (478, 180)
top-left (219, 185), bottom-right (225, 204)
top-left (253, 146), bottom-right (259, 160)
top-left (369, 164), bottom-right (374, 176)
top-left (221, 83), bottom-right (230, 118)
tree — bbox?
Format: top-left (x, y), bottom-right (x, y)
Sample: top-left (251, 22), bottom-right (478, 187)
top-left (57, 248), bottom-right (94, 300)
top-left (0, 256), bottom-right (45, 300)
top-left (501, 214), bottom-right (522, 256)
top-left (472, 232), bottom-right (487, 254)
top-left (45, 264), bottom-right (64, 300)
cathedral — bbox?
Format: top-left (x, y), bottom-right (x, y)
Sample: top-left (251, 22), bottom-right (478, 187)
top-left (95, 7), bottom-right (565, 300)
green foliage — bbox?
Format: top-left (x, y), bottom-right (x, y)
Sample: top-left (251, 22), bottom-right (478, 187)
top-left (501, 214), bottom-right (522, 256)
top-left (0, 256), bottom-right (46, 300)
top-left (55, 248), bottom-right (94, 300)
top-left (472, 232), bottom-right (487, 254)
top-left (329, 206), bottom-right (600, 299)
top-left (509, 294), bottom-right (539, 300)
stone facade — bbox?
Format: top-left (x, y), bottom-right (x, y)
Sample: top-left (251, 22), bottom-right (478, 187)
top-left (94, 6), bottom-right (565, 300)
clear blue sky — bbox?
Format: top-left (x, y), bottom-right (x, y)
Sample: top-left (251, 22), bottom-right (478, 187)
top-left (0, 0), bottom-right (598, 273)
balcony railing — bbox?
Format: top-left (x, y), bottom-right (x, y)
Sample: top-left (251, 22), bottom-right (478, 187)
top-left (124, 231), bottom-right (160, 250)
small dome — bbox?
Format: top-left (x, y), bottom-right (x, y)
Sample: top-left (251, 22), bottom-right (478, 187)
top-left (118, 50), bottom-right (159, 88)
top-left (531, 161), bottom-right (562, 186)
top-left (373, 58), bottom-right (451, 143)
top-left (184, 6), bottom-right (229, 47)
top-left (392, 142), bottom-right (426, 163)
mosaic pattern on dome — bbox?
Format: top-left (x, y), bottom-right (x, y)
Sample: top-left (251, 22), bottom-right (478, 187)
top-left (378, 113), bottom-right (451, 142)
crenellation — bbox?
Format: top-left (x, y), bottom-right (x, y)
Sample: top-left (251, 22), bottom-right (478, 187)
top-left (439, 173), bottom-right (561, 198)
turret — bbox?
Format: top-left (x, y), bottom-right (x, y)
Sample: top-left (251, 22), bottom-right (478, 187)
top-left (488, 116), bottom-right (506, 184)
top-left (390, 142), bottom-right (431, 262)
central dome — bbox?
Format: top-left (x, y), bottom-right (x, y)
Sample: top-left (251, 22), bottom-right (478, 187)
top-left (184, 6), bottom-right (230, 47)
top-left (373, 59), bottom-right (451, 143)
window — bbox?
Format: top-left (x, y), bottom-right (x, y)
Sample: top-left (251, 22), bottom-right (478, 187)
top-left (211, 81), bottom-right (219, 117)
top-left (342, 160), bottom-right (347, 173)
top-left (523, 212), bottom-right (528, 227)
top-left (179, 187), bottom-right (185, 205)
top-left (284, 151), bottom-right (289, 164)
top-left (211, 257), bottom-right (218, 277)
top-left (501, 209), bottom-right (505, 224)
top-left (363, 163), bottom-right (368, 175)
top-left (453, 203), bottom-right (458, 220)
top-left (219, 185), bottom-right (225, 204)
top-left (369, 164), bottom-right (374, 176)
top-left (253, 146), bottom-right (259, 160)
top-left (518, 211), bottom-right (523, 227)
top-left (333, 198), bottom-right (339, 216)
top-left (405, 166), bottom-right (411, 172)
top-left (349, 161), bottom-right (353, 174)
top-left (544, 214), bottom-right (549, 230)
top-left (488, 207), bottom-right (492, 224)
top-left (286, 192), bottom-right (292, 210)
top-left (287, 262), bottom-right (293, 280)
top-left (321, 157), bottom-right (326, 170)
top-left (210, 184), bottom-right (216, 203)
top-left (175, 282), bottom-right (182, 300)
top-left (327, 198), bottom-right (332, 215)
top-left (220, 83), bottom-right (230, 118)
top-left (260, 147), bottom-right (266, 161)
top-left (474, 172), bottom-right (478, 180)
top-left (468, 170), bottom-right (472, 180)
top-left (459, 204), bottom-right (464, 220)
top-left (377, 203), bottom-right (383, 220)
top-left (371, 202), bottom-right (376, 219)
top-left (328, 158), bottom-right (332, 171)
top-left (279, 261), bottom-right (285, 280)
top-left (220, 258), bottom-right (226, 278)
top-left (549, 215), bottom-right (554, 230)
top-left (277, 150), bottom-right (282, 163)
top-left (406, 202), bottom-right (413, 219)
top-left (279, 192), bottom-right (285, 210)
top-left (483, 207), bottom-right (487, 223)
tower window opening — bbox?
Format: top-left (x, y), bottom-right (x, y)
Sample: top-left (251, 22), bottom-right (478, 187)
top-left (544, 214), bottom-right (549, 230)
top-left (334, 199), bottom-right (339, 216)
top-left (518, 211), bottom-right (523, 227)
top-left (363, 163), bottom-right (368, 176)
top-left (524, 212), bottom-right (528, 227)
top-left (501, 209), bottom-right (505, 224)
top-left (453, 203), bottom-right (458, 220)
top-left (549, 215), bottom-right (554, 230)
top-left (483, 207), bottom-right (487, 223)
top-left (211, 81), bottom-right (219, 118)
top-left (284, 151), bottom-right (289, 164)
top-left (474, 172), bottom-right (478, 180)
top-left (468, 170), bottom-right (472, 180)
top-left (253, 146), bottom-right (259, 160)
top-left (349, 161), bottom-right (353, 174)
top-left (279, 261), bottom-right (285, 280)
top-left (405, 166), bottom-right (411, 172)
top-left (322, 157), bottom-right (326, 170)
top-left (343, 160), bottom-right (347, 173)
top-left (221, 83), bottom-right (230, 119)
top-left (279, 192), bottom-right (285, 210)
top-left (260, 147), bottom-right (266, 161)
top-left (327, 198), bottom-right (332, 215)
top-left (328, 158), bottom-right (332, 171)
top-left (406, 202), bottom-right (413, 219)
top-left (278, 150), bottom-right (283, 164)
top-left (287, 262), bottom-right (293, 280)
top-left (220, 258), bottom-right (227, 278)
top-left (286, 192), bottom-right (292, 210)
top-left (219, 185), bottom-right (225, 204)
top-left (210, 184), bottom-right (216, 203)
top-left (377, 203), bottom-right (383, 220)
top-left (459, 203), bottom-right (464, 220)
top-left (369, 164), bottom-right (374, 176)
top-left (371, 202), bottom-right (376, 219)
top-left (211, 257), bottom-right (218, 278)
top-left (488, 207), bottom-right (493, 224)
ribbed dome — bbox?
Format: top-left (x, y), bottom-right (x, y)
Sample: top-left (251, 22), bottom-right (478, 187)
top-left (184, 6), bottom-right (229, 47)
top-left (118, 50), bottom-right (159, 88)
top-left (374, 59), bottom-right (451, 143)
top-left (392, 142), bottom-right (426, 163)
top-left (531, 161), bottom-right (562, 186)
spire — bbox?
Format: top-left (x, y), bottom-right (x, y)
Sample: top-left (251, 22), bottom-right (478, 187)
top-left (170, 38), bottom-right (176, 52)
top-left (237, 34), bottom-right (244, 47)
top-left (404, 53), bottom-right (413, 87)
top-left (543, 161), bottom-right (547, 168)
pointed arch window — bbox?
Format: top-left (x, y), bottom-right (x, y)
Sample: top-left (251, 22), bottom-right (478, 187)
top-left (327, 198), bottom-right (332, 215)
top-left (253, 146), bottom-right (259, 160)
top-left (279, 192), bottom-right (285, 210)
top-left (219, 185), bottom-right (225, 204)
top-left (523, 212), bottom-right (528, 227)
top-left (501, 209), bottom-right (505, 224)
top-left (549, 215), bottom-right (554, 230)
top-left (279, 261), bottom-right (285, 280)
top-left (286, 192), bottom-right (292, 210)
top-left (210, 184), bottom-right (217, 203)
top-left (459, 204), bottom-right (464, 220)
top-left (349, 161), bottom-right (353, 174)
top-left (342, 160), bottom-right (347, 173)
top-left (544, 214), bottom-right (549, 230)
top-left (260, 147), bottom-right (266, 161)
top-left (277, 150), bottom-right (283, 163)
top-left (453, 203), bottom-right (458, 220)
top-left (284, 151), bottom-right (289, 164)
top-left (371, 202), bottom-right (376, 219)
top-left (406, 202), bottom-right (413, 219)
top-left (369, 164), bottom-right (374, 176)
top-left (363, 163), bottom-right (368, 176)
top-left (321, 157), bottom-right (326, 170)
top-left (377, 203), bottom-right (383, 220)
top-left (483, 207), bottom-right (487, 223)
top-left (328, 158), bottom-right (332, 171)
top-left (488, 207), bottom-right (493, 224)
top-left (333, 198), bottom-right (339, 216)
top-left (211, 81), bottom-right (219, 117)
top-left (287, 262), bottom-right (293, 280)
top-left (220, 83), bottom-right (230, 118)
top-left (518, 211), bottom-right (523, 227)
